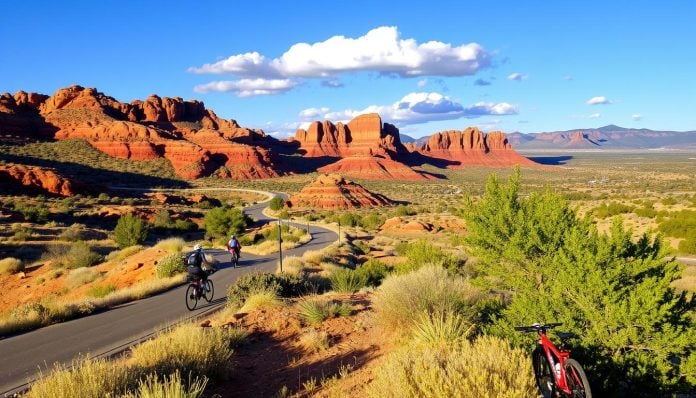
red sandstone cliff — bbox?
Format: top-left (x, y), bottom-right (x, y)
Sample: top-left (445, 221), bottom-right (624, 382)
top-left (288, 174), bottom-right (394, 209)
top-left (411, 128), bottom-right (537, 167)
top-left (0, 164), bottom-right (77, 196)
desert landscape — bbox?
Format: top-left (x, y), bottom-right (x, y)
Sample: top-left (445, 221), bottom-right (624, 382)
top-left (1, 2), bottom-right (696, 398)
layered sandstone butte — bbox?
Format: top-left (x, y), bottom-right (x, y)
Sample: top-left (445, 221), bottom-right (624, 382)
top-left (411, 128), bottom-right (537, 167)
top-left (318, 155), bottom-right (435, 180)
top-left (288, 174), bottom-right (394, 209)
top-left (0, 85), bottom-right (282, 179)
top-left (294, 113), bottom-right (405, 158)
top-left (0, 164), bottom-right (76, 196)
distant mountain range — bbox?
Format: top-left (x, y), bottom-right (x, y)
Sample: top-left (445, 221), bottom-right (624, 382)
top-left (506, 125), bottom-right (696, 150)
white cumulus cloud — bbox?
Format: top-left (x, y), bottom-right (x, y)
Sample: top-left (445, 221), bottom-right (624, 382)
top-left (298, 92), bottom-right (517, 126)
top-left (188, 26), bottom-right (492, 96)
top-left (588, 113), bottom-right (601, 119)
top-left (507, 72), bottom-right (527, 81)
top-left (632, 113), bottom-right (643, 121)
top-left (193, 78), bottom-right (298, 97)
top-left (417, 79), bottom-right (428, 88)
top-left (586, 96), bottom-right (612, 105)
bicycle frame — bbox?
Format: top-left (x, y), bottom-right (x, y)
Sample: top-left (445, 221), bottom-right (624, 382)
top-left (538, 332), bottom-right (571, 394)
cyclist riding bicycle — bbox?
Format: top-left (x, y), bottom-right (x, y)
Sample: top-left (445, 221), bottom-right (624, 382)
top-left (186, 244), bottom-right (216, 294)
top-left (227, 235), bottom-right (241, 267)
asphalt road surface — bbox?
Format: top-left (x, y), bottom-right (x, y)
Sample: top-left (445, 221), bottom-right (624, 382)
top-left (0, 192), bottom-right (337, 396)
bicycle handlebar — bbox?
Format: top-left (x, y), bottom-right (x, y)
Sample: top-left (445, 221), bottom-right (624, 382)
top-left (514, 322), bottom-right (562, 332)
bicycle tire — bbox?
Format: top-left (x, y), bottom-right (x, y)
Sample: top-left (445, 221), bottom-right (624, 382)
top-left (185, 284), bottom-right (198, 311)
top-left (204, 279), bottom-right (214, 302)
top-left (231, 252), bottom-right (239, 268)
top-left (563, 358), bottom-right (592, 398)
top-left (532, 347), bottom-right (556, 398)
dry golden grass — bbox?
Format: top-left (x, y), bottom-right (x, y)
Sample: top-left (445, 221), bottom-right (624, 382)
top-left (367, 336), bottom-right (537, 398)
top-left (0, 257), bottom-right (24, 275)
top-left (28, 356), bottom-right (134, 398)
top-left (373, 266), bottom-right (481, 337)
top-left (298, 329), bottom-right (330, 352)
top-left (277, 256), bottom-right (304, 275)
top-left (122, 371), bottom-right (208, 398)
top-left (239, 289), bottom-right (284, 312)
top-left (153, 237), bottom-right (185, 254)
top-left (105, 245), bottom-right (144, 262)
top-left (672, 265), bottom-right (696, 292)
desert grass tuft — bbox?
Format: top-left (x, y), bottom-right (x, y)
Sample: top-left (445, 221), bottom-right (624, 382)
top-left (298, 329), bottom-right (330, 352)
top-left (105, 245), bottom-right (144, 262)
top-left (296, 298), bottom-right (352, 325)
top-left (239, 288), bottom-right (284, 312)
top-left (28, 356), bottom-right (134, 398)
top-left (0, 257), bottom-right (24, 275)
top-left (129, 324), bottom-right (244, 379)
top-left (123, 371), bottom-right (208, 398)
top-left (278, 256), bottom-right (304, 275)
top-left (154, 237), bottom-right (186, 254)
top-left (329, 268), bottom-right (368, 293)
top-left (66, 267), bottom-right (101, 289)
top-left (411, 310), bottom-right (474, 345)
top-left (367, 336), bottom-right (536, 398)
top-left (373, 266), bottom-right (481, 337)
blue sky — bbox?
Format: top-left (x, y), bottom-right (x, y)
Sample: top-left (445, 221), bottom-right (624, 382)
top-left (1, 1), bottom-right (694, 138)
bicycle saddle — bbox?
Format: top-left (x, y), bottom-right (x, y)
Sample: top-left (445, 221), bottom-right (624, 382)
top-left (557, 331), bottom-right (576, 340)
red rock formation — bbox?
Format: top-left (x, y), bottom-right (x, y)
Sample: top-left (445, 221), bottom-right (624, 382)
top-left (288, 174), bottom-right (394, 209)
top-left (0, 85), bottom-right (283, 179)
top-left (412, 128), bottom-right (536, 167)
top-left (294, 113), bottom-right (405, 158)
top-left (318, 155), bottom-right (434, 180)
top-left (380, 217), bottom-right (440, 234)
top-left (0, 164), bottom-right (76, 196)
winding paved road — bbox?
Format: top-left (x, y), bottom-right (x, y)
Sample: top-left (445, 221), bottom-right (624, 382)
top-left (0, 192), bottom-right (337, 396)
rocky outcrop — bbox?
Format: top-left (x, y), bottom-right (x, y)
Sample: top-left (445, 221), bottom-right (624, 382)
top-left (411, 128), bottom-right (536, 167)
top-left (380, 217), bottom-right (440, 235)
top-left (0, 85), bottom-right (283, 179)
top-left (288, 174), bottom-right (394, 209)
top-left (318, 155), bottom-right (435, 180)
top-left (294, 113), bottom-right (406, 158)
top-left (0, 164), bottom-right (76, 196)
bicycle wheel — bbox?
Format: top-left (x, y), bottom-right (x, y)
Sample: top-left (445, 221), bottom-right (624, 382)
top-left (204, 279), bottom-right (214, 302)
top-left (532, 348), bottom-right (556, 398)
top-left (185, 284), bottom-right (198, 311)
top-left (564, 358), bottom-right (592, 398)
top-left (232, 252), bottom-right (238, 268)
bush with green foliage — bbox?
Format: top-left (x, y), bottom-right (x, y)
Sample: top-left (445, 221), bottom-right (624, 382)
top-left (359, 212), bottom-right (386, 231)
top-left (269, 196), bottom-right (285, 211)
top-left (226, 272), bottom-right (314, 309)
top-left (87, 284), bottom-right (117, 298)
top-left (114, 214), bottom-right (148, 248)
top-left (14, 201), bottom-right (50, 223)
top-left (658, 210), bottom-right (696, 254)
top-left (394, 240), bottom-right (458, 273)
top-left (462, 168), bottom-right (696, 395)
top-left (329, 268), bottom-right (368, 293)
top-left (393, 205), bottom-right (417, 217)
top-left (60, 241), bottom-right (102, 269)
top-left (354, 258), bottom-right (391, 287)
top-left (156, 254), bottom-right (186, 278)
top-left (203, 207), bottom-right (249, 240)
top-left (592, 201), bottom-right (635, 218)
top-left (59, 223), bottom-right (88, 242)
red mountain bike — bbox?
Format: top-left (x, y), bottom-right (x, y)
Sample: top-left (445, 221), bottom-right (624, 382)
top-left (515, 323), bottom-right (592, 398)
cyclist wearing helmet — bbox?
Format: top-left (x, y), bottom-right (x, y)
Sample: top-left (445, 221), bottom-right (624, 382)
top-left (227, 235), bottom-right (241, 267)
top-left (186, 244), bottom-right (215, 293)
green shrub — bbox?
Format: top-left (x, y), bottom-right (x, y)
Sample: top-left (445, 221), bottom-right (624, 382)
top-left (592, 201), bottom-right (634, 218)
top-left (226, 272), bottom-right (313, 309)
top-left (367, 336), bottom-right (536, 398)
top-left (359, 213), bottom-right (386, 231)
top-left (463, 168), bottom-right (696, 395)
top-left (49, 241), bottom-right (102, 269)
top-left (395, 240), bottom-right (458, 273)
top-left (658, 210), bottom-right (696, 238)
top-left (0, 257), bottom-right (24, 275)
top-left (393, 205), bottom-right (417, 217)
top-left (353, 240), bottom-right (370, 254)
top-left (634, 205), bottom-right (657, 218)
top-left (14, 201), bottom-right (50, 222)
top-left (87, 284), bottom-right (117, 298)
top-left (173, 219), bottom-right (197, 232)
top-left (11, 226), bottom-right (33, 241)
top-left (373, 266), bottom-right (481, 336)
top-left (114, 214), bottom-right (148, 248)
top-left (338, 212), bottom-right (360, 227)
top-left (269, 196), bottom-right (285, 211)
top-left (203, 207), bottom-right (249, 240)
top-left (329, 268), bottom-right (368, 293)
top-left (277, 209), bottom-right (289, 219)
top-left (678, 235), bottom-right (696, 254)
top-left (59, 223), bottom-right (88, 241)
top-left (661, 197), bottom-right (678, 206)
top-left (156, 253), bottom-right (186, 278)
top-left (411, 310), bottom-right (473, 345)
top-left (355, 258), bottom-right (391, 287)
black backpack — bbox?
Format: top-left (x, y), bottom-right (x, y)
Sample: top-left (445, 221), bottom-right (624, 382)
top-left (186, 251), bottom-right (202, 268)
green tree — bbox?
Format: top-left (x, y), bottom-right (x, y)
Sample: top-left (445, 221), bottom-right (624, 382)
top-left (114, 214), bottom-right (148, 248)
top-left (203, 207), bottom-right (250, 240)
top-left (462, 168), bottom-right (696, 396)
top-left (269, 196), bottom-right (285, 211)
